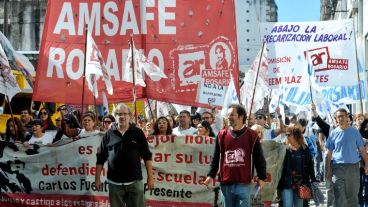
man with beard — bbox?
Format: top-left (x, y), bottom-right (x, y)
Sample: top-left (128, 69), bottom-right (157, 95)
top-left (204, 104), bottom-right (267, 207)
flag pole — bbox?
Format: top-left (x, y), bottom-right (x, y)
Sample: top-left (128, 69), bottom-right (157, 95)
top-left (81, 24), bottom-right (88, 118)
top-left (247, 41), bottom-right (265, 124)
top-left (130, 34), bottom-right (138, 124)
top-left (353, 29), bottom-right (364, 113)
top-left (305, 50), bottom-right (314, 105)
top-left (267, 89), bottom-right (272, 127)
top-left (93, 84), bottom-right (98, 124)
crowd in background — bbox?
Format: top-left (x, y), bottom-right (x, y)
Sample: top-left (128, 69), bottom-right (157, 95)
top-left (2, 102), bottom-right (368, 207)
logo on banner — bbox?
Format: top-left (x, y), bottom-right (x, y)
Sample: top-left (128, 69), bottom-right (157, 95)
top-left (305, 47), bottom-right (348, 72)
top-left (0, 159), bottom-right (33, 193)
top-left (170, 36), bottom-right (235, 93)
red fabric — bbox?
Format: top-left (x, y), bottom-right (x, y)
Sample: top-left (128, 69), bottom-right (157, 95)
top-left (219, 128), bottom-right (258, 184)
top-left (33, 0), bottom-right (239, 106)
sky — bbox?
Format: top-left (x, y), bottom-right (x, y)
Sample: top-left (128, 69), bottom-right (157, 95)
top-left (275, 0), bottom-right (321, 22)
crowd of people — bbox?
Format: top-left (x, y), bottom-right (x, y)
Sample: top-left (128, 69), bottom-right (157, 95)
top-left (1, 102), bottom-right (368, 207)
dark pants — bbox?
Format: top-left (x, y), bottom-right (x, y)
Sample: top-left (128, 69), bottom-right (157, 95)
top-left (108, 180), bottom-right (145, 207)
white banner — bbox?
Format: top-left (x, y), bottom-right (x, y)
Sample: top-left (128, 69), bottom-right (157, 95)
top-left (0, 135), bottom-right (286, 207)
top-left (261, 19), bottom-right (358, 88)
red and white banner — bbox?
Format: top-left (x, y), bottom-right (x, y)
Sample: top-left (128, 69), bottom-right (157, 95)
top-left (0, 135), bottom-right (285, 207)
top-left (33, 0), bottom-right (239, 107)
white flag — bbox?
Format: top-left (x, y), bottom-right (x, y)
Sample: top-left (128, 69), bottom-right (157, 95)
top-left (221, 75), bottom-right (239, 116)
top-left (123, 43), bottom-right (146, 86)
top-left (0, 43), bottom-right (20, 101)
top-left (102, 91), bottom-right (109, 116)
top-left (135, 50), bottom-right (167, 81)
top-left (85, 30), bottom-right (113, 98)
top-left (157, 101), bottom-right (172, 118)
top-left (241, 44), bottom-right (269, 113)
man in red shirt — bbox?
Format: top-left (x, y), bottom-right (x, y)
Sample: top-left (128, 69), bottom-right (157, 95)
top-left (204, 104), bottom-right (267, 207)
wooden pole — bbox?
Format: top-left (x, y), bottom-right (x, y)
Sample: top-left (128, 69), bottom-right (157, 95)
top-left (247, 42), bottom-right (265, 124)
top-left (81, 24), bottom-right (88, 118)
top-left (130, 34), bottom-right (138, 124)
top-left (353, 25), bottom-right (364, 113)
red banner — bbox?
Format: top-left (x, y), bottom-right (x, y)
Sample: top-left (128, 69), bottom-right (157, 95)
top-left (33, 0), bottom-right (238, 106)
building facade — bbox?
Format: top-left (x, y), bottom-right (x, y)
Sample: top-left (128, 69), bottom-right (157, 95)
top-left (235, 0), bottom-right (278, 77)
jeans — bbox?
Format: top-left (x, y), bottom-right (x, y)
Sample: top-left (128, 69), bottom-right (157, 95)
top-left (108, 180), bottom-right (145, 207)
top-left (220, 183), bottom-right (251, 207)
top-left (332, 163), bottom-right (360, 207)
top-left (281, 188), bottom-right (303, 207)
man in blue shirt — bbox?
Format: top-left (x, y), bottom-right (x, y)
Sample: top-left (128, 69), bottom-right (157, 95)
top-left (325, 108), bottom-right (368, 207)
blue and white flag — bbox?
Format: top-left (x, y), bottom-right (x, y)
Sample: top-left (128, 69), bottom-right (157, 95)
top-left (221, 75), bottom-right (239, 116)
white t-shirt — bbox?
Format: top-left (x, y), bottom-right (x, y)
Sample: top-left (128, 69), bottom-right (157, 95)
top-left (28, 133), bottom-right (54, 145)
top-left (78, 129), bottom-right (100, 138)
top-left (173, 126), bottom-right (197, 136)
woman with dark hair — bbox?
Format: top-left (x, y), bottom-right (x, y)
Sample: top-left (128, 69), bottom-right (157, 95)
top-left (196, 120), bottom-right (216, 137)
top-left (278, 124), bottom-right (316, 207)
top-left (166, 115), bottom-right (176, 129)
top-left (152, 116), bottom-right (172, 135)
top-left (79, 111), bottom-right (99, 137)
top-left (4, 117), bottom-right (29, 143)
top-left (102, 114), bottom-right (115, 131)
top-left (37, 107), bottom-right (57, 131)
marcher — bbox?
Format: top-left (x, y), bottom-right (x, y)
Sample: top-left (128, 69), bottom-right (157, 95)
top-left (95, 103), bottom-right (154, 207)
top-left (277, 124), bottom-right (316, 207)
top-left (151, 116), bottom-right (172, 135)
top-left (173, 110), bottom-right (197, 135)
top-left (325, 108), bottom-right (368, 207)
top-left (203, 104), bottom-right (267, 207)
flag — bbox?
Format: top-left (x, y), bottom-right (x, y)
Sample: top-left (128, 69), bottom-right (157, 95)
top-left (135, 49), bottom-right (167, 81)
top-left (221, 75), bottom-right (239, 116)
top-left (102, 91), bottom-right (109, 116)
top-left (157, 101), bottom-right (172, 118)
top-left (123, 42), bottom-right (167, 87)
top-left (0, 31), bottom-right (35, 88)
top-left (0, 43), bottom-right (20, 101)
top-left (123, 43), bottom-right (146, 86)
top-left (85, 30), bottom-right (113, 98)
top-left (240, 43), bottom-right (269, 113)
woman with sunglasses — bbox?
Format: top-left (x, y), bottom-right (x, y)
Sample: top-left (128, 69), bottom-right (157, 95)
top-left (37, 108), bottom-right (57, 131)
top-left (277, 124), bottom-right (316, 207)
top-left (102, 114), bottom-right (115, 132)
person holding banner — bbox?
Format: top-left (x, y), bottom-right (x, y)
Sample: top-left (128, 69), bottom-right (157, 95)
top-left (325, 108), bottom-right (368, 207)
top-left (95, 103), bottom-right (154, 207)
top-left (204, 104), bottom-right (267, 207)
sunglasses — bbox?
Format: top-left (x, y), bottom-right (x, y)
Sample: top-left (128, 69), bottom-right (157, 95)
top-left (104, 120), bottom-right (112, 124)
top-left (40, 112), bottom-right (48, 115)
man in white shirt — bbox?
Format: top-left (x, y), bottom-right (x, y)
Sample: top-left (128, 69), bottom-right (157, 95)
top-left (173, 110), bottom-right (197, 136)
